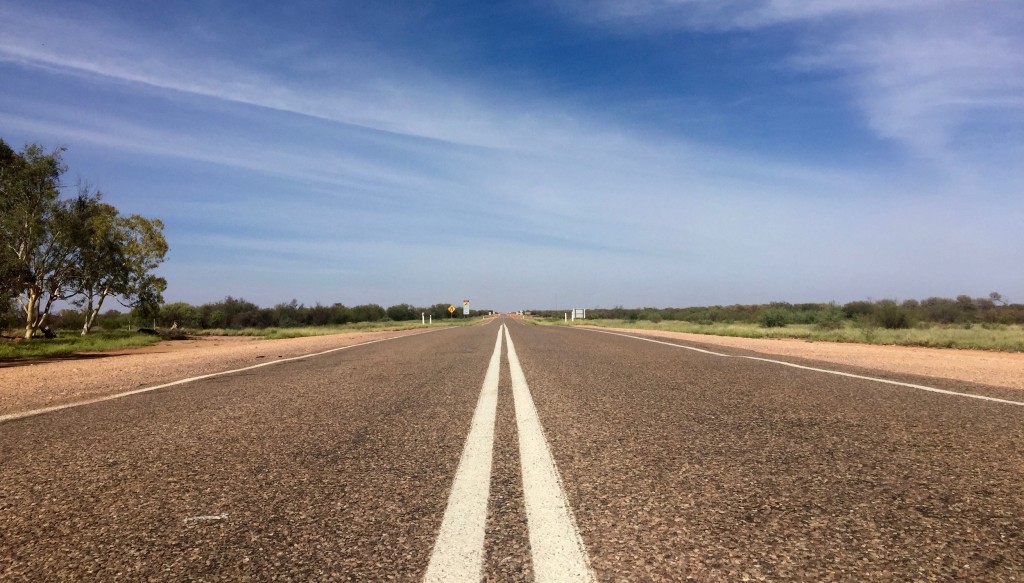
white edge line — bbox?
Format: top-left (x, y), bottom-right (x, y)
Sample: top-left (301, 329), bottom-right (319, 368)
top-left (423, 324), bottom-right (504, 582)
top-left (577, 327), bottom-right (1024, 407)
top-left (0, 327), bottom-right (457, 424)
top-left (504, 326), bottom-right (596, 583)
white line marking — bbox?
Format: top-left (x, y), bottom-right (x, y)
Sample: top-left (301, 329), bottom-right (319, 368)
top-left (0, 328), bottom-right (453, 424)
top-left (504, 326), bottom-right (595, 583)
top-left (184, 513), bottom-right (228, 524)
top-left (424, 325), bottom-right (504, 582)
top-left (579, 328), bottom-right (1024, 407)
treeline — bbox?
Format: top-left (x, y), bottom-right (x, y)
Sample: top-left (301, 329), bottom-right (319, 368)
top-left (1, 139), bottom-right (167, 338)
top-left (532, 293), bottom-right (1024, 329)
top-left (21, 297), bottom-right (490, 332)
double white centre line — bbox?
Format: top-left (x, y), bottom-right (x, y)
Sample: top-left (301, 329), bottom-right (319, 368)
top-left (424, 324), bottom-right (594, 582)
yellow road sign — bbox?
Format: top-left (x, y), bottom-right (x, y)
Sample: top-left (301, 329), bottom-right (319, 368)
top-left (448, 305), bottom-right (456, 313)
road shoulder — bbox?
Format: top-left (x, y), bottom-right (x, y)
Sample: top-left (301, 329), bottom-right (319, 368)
top-left (582, 326), bottom-right (1024, 391)
top-left (0, 329), bottom-right (435, 417)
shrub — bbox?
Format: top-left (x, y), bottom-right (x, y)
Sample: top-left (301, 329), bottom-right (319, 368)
top-left (759, 308), bottom-right (791, 328)
top-left (854, 315), bottom-right (879, 342)
top-left (814, 303), bottom-right (845, 330)
top-left (843, 301), bottom-right (874, 319)
top-left (386, 303), bottom-right (417, 321)
top-left (920, 297), bottom-right (961, 324)
top-left (638, 309), bottom-right (663, 323)
top-left (874, 301), bottom-right (912, 329)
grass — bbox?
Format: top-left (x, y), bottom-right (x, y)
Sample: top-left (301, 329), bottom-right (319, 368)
top-left (537, 318), bottom-right (1024, 352)
top-left (0, 330), bottom-right (164, 360)
top-left (0, 317), bottom-right (487, 360)
top-left (175, 317), bottom-right (482, 339)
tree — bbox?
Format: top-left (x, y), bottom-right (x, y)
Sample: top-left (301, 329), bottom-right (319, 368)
top-left (0, 140), bottom-right (24, 300)
top-left (74, 198), bottom-right (168, 334)
top-left (2, 138), bottom-right (169, 336)
top-left (69, 190), bottom-right (121, 333)
top-left (0, 141), bottom-right (80, 338)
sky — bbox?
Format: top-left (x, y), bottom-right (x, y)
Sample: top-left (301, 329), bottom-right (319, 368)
top-left (1, 0), bottom-right (1022, 311)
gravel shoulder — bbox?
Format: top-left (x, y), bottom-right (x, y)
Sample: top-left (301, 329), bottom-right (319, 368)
top-left (584, 326), bottom-right (1024, 391)
top-left (4, 324), bottom-right (1021, 419)
top-left (0, 329), bottom-right (436, 417)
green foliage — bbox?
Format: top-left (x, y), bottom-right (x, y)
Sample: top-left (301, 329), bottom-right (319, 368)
top-left (842, 301), bottom-right (874, 319)
top-left (1, 137), bottom-right (167, 336)
top-left (0, 139), bottom-right (70, 337)
top-left (758, 308), bottom-right (791, 328)
top-left (561, 319), bottom-right (1024, 352)
top-left (920, 297), bottom-right (961, 324)
top-left (536, 293), bottom-right (1023, 330)
top-left (639, 309), bottom-right (663, 323)
top-left (873, 300), bottom-right (913, 329)
top-left (160, 302), bottom-right (202, 328)
top-left (0, 330), bottom-right (162, 359)
top-left (350, 303), bottom-right (386, 322)
top-left (386, 303), bottom-right (417, 321)
top-left (855, 315), bottom-right (880, 342)
top-left (814, 303), bottom-right (845, 330)
top-left (116, 298), bottom-right (484, 332)
top-left (1, 297), bottom-right (19, 330)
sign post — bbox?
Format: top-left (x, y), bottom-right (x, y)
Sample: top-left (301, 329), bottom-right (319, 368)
top-left (463, 299), bottom-right (470, 317)
top-left (448, 305), bottom-right (455, 319)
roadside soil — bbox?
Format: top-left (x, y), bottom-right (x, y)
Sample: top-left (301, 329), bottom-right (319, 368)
top-left (0, 330), bottom-right (435, 417)
top-left (592, 326), bottom-right (1024, 391)
top-left (3, 325), bottom-right (1022, 419)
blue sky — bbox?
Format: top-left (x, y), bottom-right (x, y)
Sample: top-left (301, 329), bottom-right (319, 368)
top-left (2, 1), bottom-right (1022, 311)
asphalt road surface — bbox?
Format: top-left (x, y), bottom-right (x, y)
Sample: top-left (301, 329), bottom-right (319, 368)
top-left (2, 317), bottom-right (1022, 581)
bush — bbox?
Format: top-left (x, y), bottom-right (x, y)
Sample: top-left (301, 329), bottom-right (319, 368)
top-left (386, 303), bottom-right (417, 321)
top-left (874, 301), bottom-right (912, 329)
top-left (854, 315), bottom-right (879, 342)
top-left (814, 303), bottom-right (845, 330)
top-left (843, 301), bottom-right (875, 319)
top-left (759, 308), bottom-right (791, 328)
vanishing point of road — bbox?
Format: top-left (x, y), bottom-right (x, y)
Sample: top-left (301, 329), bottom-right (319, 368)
top-left (2, 317), bottom-right (1022, 581)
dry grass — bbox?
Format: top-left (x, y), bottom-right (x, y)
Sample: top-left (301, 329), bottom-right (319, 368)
top-left (541, 319), bottom-right (1024, 352)
top-left (185, 318), bottom-right (481, 339)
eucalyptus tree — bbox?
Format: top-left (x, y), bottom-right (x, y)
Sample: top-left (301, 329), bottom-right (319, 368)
top-left (71, 189), bottom-right (168, 334)
top-left (0, 139), bottom-right (77, 338)
top-left (0, 140), bottom-right (18, 298)
top-left (1, 138), bottom-right (169, 337)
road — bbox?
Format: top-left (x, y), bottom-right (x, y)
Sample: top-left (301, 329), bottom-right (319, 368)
top-left (2, 317), bottom-right (1023, 581)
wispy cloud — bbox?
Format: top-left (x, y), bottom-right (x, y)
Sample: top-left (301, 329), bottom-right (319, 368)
top-left (556, 0), bottom-right (1024, 165)
top-left (0, 3), bottom-right (521, 149)
top-left (559, 0), bottom-right (938, 30)
top-left (2, 1), bottom-right (1020, 307)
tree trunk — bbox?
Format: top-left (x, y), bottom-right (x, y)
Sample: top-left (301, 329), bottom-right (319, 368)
top-left (81, 294), bottom-right (95, 335)
top-left (23, 288), bottom-right (39, 339)
top-left (37, 293), bottom-right (56, 334)
top-left (82, 290), bottom-right (108, 335)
